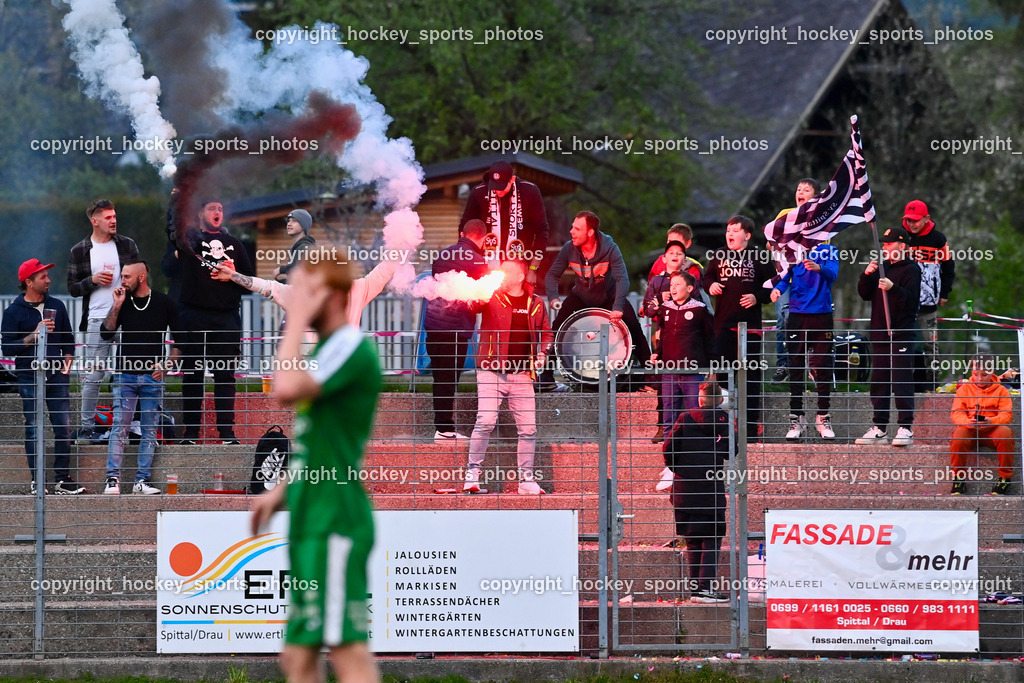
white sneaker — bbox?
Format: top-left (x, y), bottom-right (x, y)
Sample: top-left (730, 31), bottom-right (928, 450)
top-left (133, 480), bottom-right (161, 495)
top-left (103, 477), bottom-right (120, 495)
top-left (518, 481), bottom-right (544, 495)
top-left (463, 467), bottom-right (481, 493)
top-left (434, 430), bottom-right (469, 442)
top-left (891, 427), bottom-right (914, 447)
top-left (855, 426), bottom-right (888, 445)
top-left (656, 467), bottom-right (675, 492)
top-left (786, 414), bottom-right (806, 440)
top-left (815, 414), bottom-right (835, 440)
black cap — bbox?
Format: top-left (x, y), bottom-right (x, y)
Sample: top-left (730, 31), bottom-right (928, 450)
top-left (881, 226), bottom-right (911, 244)
top-left (486, 161), bottom-right (514, 191)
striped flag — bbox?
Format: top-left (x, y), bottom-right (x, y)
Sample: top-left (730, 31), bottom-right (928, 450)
top-left (763, 115), bottom-right (875, 287)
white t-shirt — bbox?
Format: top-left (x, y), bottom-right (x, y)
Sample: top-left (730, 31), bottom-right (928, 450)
top-left (88, 239), bottom-right (120, 318)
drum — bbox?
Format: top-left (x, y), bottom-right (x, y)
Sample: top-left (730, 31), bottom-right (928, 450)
top-left (554, 308), bottom-right (632, 383)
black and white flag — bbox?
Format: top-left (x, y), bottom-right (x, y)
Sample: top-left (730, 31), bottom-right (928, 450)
top-left (763, 115), bottom-right (875, 287)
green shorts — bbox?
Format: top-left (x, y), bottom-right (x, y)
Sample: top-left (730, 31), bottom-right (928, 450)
top-left (285, 534), bottom-right (371, 647)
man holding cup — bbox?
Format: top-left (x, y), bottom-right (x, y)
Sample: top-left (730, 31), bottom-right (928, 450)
top-left (1, 260), bottom-right (83, 494)
top-left (67, 199), bottom-right (140, 443)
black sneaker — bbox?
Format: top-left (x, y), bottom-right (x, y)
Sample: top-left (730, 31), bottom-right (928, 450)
top-left (54, 480), bottom-right (86, 495)
top-left (770, 367), bottom-right (788, 384)
top-left (220, 438), bottom-right (241, 446)
top-left (178, 437), bottom-right (198, 446)
top-left (75, 427), bottom-right (104, 445)
top-left (29, 480), bottom-right (47, 495)
top-left (950, 481), bottom-right (966, 495)
top-left (990, 478), bottom-right (1011, 496)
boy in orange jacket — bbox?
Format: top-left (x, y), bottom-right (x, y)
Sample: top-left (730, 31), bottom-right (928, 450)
top-left (949, 355), bottom-right (1015, 495)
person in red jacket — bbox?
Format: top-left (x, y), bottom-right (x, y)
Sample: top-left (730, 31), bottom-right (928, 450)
top-left (949, 355), bottom-right (1015, 495)
top-left (464, 259), bottom-right (553, 495)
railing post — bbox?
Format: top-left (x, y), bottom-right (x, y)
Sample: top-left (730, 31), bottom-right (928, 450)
top-left (33, 323), bottom-right (47, 659)
top-left (597, 324), bottom-right (610, 658)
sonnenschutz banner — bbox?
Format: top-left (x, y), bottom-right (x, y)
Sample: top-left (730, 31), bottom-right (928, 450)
top-left (157, 510), bottom-right (578, 653)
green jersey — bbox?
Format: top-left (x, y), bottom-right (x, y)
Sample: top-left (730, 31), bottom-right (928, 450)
top-left (286, 325), bottom-right (381, 543)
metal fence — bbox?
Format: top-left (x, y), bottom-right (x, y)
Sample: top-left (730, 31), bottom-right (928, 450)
top-left (0, 304), bottom-right (1022, 659)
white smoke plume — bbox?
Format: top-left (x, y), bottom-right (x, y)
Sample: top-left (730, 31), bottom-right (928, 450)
top-left (411, 270), bottom-right (506, 302)
top-left (59, 0), bottom-right (178, 178)
top-left (209, 20), bottom-right (426, 212)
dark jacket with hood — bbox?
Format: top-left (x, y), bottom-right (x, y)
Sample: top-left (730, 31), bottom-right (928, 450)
top-left (545, 231), bottom-right (630, 312)
top-left (664, 407), bottom-right (730, 519)
top-left (857, 257), bottom-right (921, 337)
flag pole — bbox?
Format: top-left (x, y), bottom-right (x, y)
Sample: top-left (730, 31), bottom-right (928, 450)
top-left (869, 221), bottom-right (893, 337)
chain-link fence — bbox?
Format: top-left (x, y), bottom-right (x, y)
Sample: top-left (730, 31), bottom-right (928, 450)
top-left (0, 292), bottom-right (1021, 659)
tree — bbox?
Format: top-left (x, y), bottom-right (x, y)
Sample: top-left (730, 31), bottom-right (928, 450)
top-left (256, 0), bottom-right (708, 261)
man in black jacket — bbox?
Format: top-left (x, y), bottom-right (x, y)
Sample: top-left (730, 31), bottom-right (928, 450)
top-left (702, 216), bottom-right (775, 433)
top-left (540, 210), bottom-right (650, 390)
top-left (664, 380), bottom-right (730, 602)
top-left (172, 198), bottom-right (254, 445)
top-left (424, 220), bottom-right (489, 441)
top-left (1, 260), bottom-right (83, 494)
top-left (459, 161), bottom-right (549, 285)
top-left (66, 199), bottom-right (140, 442)
top-left (855, 226), bottom-right (922, 447)
top-left (903, 200), bottom-right (954, 388)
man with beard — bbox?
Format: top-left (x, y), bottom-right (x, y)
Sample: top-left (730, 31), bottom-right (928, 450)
top-left (100, 260), bottom-right (182, 495)
top-left (459, 161), bottom-right (549, 284)
top-left (1, 260), bottom-right (82, 494)
top-left (172, 199), bottom-right (254, 445)
top-left (251, 258), bottom-right (381, 683)
top-left (66, 199), bottom-right (140, 443)
top-left (540, 210), bottom-right (650, 391)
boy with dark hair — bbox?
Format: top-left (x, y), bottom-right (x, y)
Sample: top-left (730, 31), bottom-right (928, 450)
top-left (664, 380), bottom-right (731, 602)
top-left (703, 216), bottom-right (775, 434)
top-left (771, 179), bottom-right (821, 384)
top-left (770, 238), bottom-right (839, 440)
top-left (650, 270), bottom-right (713, 449)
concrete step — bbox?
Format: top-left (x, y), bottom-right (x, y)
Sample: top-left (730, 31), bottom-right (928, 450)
top-left (1, 484), bottom-right (1021, 546)
top-left (0, 436), bottom-right (1016, 498)
top-left (4, 599), bottom-right (1020, 657)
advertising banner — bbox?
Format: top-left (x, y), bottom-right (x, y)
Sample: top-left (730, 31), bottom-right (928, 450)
top-left (765, 509), bottom-right (979, 652)
top-left (157, 510), bottom-right (578, 653)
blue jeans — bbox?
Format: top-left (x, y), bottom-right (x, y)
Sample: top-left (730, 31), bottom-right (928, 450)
top-left (106, 373), bottom-right (163, 482)
top-left (16, 371), bottom-right (72, 481)
top-left (661, 373), bottom-right (703, 431)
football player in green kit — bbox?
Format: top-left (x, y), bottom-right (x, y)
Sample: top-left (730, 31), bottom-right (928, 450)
top-left (251, 253), bottom-right (381, 683)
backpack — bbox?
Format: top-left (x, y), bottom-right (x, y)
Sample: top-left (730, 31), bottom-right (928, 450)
top-left (249, 426), bottom-right (290, 494)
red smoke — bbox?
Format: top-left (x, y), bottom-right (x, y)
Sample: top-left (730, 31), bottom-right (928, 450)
top-left (171, 91), bottom-right (361, 252)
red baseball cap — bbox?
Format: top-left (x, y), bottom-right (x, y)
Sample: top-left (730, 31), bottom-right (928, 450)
top-left (18, 259), bottom-right (54, 283)
top-left (903, 200), bottom-right (929, 221)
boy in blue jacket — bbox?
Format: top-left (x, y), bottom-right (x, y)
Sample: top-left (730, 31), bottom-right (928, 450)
top-left (770, 243), bottom-right (839, 439)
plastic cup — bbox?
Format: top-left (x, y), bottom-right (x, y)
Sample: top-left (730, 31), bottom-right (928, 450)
top-left (43, 309), bottom-right (56, 322)
top-left (166, 474), bottom-right (178, 495)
